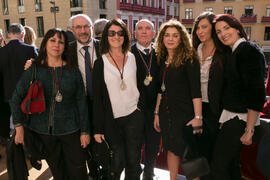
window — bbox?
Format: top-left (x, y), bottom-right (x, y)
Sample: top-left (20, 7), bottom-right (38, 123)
top-left (143, 0), bottom-right (146, 6)
top-left (159, 21), bottom-right (162, 28)
top-left (20, 18), bottom-right (25, 26)
top-left (4, 19), bottom-right (10, 38)
top-left (205, 7), bottom-right (213, 12)
top-left (122, 19), bottom-right (128, 27)
top-left (159, 0), bottom-right (162, 8)
top-left (266, 5), bottom-right (270, 17)
top-left (71, 11), bottom-right (82, 16)
top-left (121, 0), bottom-right (127, 3)
top-left (36, 16), bottom-right (44, 37)
top-left (224, 6), bottom-right (232, 15)
top-left (244, 27), bottom-right (251, 40)
top-left (167, 6), bottom-right (170, 15)
top-left (100, 14), bottom-right (106, 18)
top-left (70, 0), bottom-right (82, 8)
top-left (18, 0), bottom-right (24, 13)
top-left (174, 7), bottom-right (177, 16)
top-left (35, 0), bottom-right (42, 11)
top-left (133, 0), bottom-right (137, 4)
top-left (265, 27), bottom-right (270, 41)
top-left (151, 0), bottom-right (155, 8)
top-left (245, 5), bottom-right (253, 16)
top-left (185, 8), bottom-right (193, 19)
top-left (99, 0), bottom-right (106, 9)
top-left (186, 28), bottom-right (192, 34)
top-left (2, 0), bottom-right (8, 15)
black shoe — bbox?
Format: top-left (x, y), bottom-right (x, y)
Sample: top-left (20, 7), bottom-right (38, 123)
top-left (142, 172), bottom-right (154, 180)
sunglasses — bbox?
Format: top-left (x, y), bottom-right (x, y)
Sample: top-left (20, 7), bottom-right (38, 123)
top-left (108, 30), bottom-right (125, 37)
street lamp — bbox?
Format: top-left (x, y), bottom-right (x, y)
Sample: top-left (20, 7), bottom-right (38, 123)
top-left (50, 0), bottom-right (57, 28)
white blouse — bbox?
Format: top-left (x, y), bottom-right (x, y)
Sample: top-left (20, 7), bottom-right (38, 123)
top-left (103, 52), bottom-right (140, 119)
top-left (198, 43), bottom-right (213, 103)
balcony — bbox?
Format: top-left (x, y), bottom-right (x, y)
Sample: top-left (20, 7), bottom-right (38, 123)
top-left (203, 0), bottom-right (215, 1)
top-left (262, 16), bottom-right (270, 23)
top-left (181, 19), bottom-right (194, 24)
top-left (183, 0), bottom-right (195, 3)
top-left (142, 6), bottom-right (151, 13)
top-left (132, 4), bottom-right (142, 12)
top-left (174, 16), bottom-right (179, 20)
top-left (240, 14), bottom-right (257, 23)
top-left (167, 0), bottom-right (172, 1)
top-left (166, 15), bottom-right (173, 20)
top-left (174, 0), bottom-right (179, 3)
top-left (119, 2), bottom-right (132, 11)
top-left (158, 8), bottom-right (165, 15)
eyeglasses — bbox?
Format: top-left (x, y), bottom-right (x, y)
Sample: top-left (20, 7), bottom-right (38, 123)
top-left (108, 30), bottom-right (125, 37)
top-left (73, 25), bottom-right (91, 30)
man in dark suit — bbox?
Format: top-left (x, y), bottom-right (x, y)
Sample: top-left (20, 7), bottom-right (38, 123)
top-left (0, 23), bottom-right (37, 133)
top-left (131, 19), bottom-right (160, 180)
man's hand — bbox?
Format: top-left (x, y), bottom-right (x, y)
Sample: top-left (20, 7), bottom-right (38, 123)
top-left (15, 126), bottom-right (24, 145)
top-left (80, 134), bottom-right (90, 148)
top-left (24, 58), bottom-right (33, 70)
top-left (94, 134), bottom-right (105, 143)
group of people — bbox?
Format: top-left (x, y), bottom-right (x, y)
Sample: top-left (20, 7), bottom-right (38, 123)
top-left (0, 11), bottom-right (266, 180)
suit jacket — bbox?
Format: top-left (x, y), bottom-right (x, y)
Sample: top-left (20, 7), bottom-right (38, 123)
top-left (0, 39), bottom-right (37, 102)
top-left (68, 39), bottom-right (100, 69)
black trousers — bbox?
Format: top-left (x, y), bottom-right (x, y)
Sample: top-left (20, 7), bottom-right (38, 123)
top-left (198, 103), bottom-right (220, 180)
top-left (211, 117), bottom-right (245, 180)
top-left (111, 109), bottom-right (144, 180)
top-left (39, 131), bottom-right (88, 180)
top-left (143, 110), bottom-right (160, 175)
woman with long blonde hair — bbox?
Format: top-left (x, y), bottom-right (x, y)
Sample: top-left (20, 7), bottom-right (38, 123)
top-left (153, 19), bottom-right (202, 180)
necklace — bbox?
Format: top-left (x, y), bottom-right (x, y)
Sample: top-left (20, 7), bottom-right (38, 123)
top-left (50, 62), bottom-right (63, 102)
top-left (137, 47), bottom-right (153, 86)
top-left (201, 45), bottom-right (215, 64)
top-left (108, 51), bottom-right (127, 91)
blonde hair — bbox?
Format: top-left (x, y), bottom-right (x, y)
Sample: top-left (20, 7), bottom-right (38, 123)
top-left (24, 26), bottom-right (36, 47)
top-left (154, 19), bottom-right (196, 67)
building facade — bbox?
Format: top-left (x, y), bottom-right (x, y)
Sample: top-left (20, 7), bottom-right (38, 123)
top-left (179, 0), bottom-right (270, 53)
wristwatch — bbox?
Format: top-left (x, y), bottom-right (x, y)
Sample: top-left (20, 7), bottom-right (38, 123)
top-left (194, 115), bottom-right (203, 120)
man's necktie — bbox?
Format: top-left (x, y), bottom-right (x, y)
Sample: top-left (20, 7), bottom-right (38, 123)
top-left (83, 46), bottom-right (93, 97)
top-left (144, 48), bottom-right (150, 55)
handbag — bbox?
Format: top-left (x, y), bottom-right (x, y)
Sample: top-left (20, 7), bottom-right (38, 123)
top-left (21, 64), bottom-right (45, 114)
top-left (87, 139), bottom-right (113, 180)
top-left (181, 145), bottom-right (210, 179)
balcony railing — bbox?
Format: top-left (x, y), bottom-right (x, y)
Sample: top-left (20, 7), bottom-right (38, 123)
top-left (174, 0), bottom-right (179, 3)
top-left (240, 14), bottom-right (257, 23)
top-left (203, 0), bottom-right (215, 1)
top-left (119, 3), bottom-right (164, 15)
top-left (183, 0), bottom-right (195, 3)
top-left (167, 0), bottom-right (172, 1)
top-left (181, 19), bottom-right (194, 24)
top-left (261, 16), bottom-right (270, 23)
top-left (166, 15), bottom-right (173, 20)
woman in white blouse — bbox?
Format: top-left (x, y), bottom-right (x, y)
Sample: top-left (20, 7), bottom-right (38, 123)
top-left (92, 18), bottom-right (144, 180)
top-left (192, 12), bottom-right (229, 179)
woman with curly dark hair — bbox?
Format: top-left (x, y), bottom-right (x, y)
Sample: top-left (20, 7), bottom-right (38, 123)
top-left (153, 19), bottom-right (202, 180)
top-left (9, 28), bottom-right (90, 180)
top-left (93, 18), bottom-right (144, 180)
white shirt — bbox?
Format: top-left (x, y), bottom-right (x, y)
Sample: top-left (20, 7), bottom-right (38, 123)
top-left (219, 38), bottom-right (260, 125)
top-left (103, 52), bottom-right (140, 119)
top-left (198, 43), bottom-right (213, 103)
top-left (76, 39), bottom-right (97, 92)
top-left (136, 42), bottom-right (152, 55)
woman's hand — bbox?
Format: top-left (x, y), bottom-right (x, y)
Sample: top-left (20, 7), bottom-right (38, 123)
top-left (15, 126), bottom-right (24, 145)
top-left (186, 118), bottom-right (203, 134)
top-left (80, 134), bottom-right (90, 148)
top-left (240, 131), bottom-right (253, 145)
top-left (24, 58), bottom-right (33, 70)
top-left (154, 115), bottom-right (161, 132)
top-left (94, 134), bottom-right (105, 143)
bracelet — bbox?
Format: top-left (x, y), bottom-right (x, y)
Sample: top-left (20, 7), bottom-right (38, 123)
top-left (194, 115), bottom-right (203, 120)
top-left (154, 111), bottom-right (159, 115)
top-left (245, 128), bottom-right (255, 133)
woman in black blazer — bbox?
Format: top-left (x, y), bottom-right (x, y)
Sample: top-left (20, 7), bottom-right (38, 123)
top-left (212, 14), bottom-right (265, 180)
top-left (192, 12), bottom-right (229, 179)
top-left (93, 18), bottom-right (144, 180)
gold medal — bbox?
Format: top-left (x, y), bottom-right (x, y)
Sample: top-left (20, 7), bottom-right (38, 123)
top-left (144, 78), bottom-right (150, 86)
top-left (55, 90), bottom-right (63, 102)
top-left (161, 83), bottom-right (166, 92)
top-left (147, 75), bottom-right (152, 82)
top-left (120, 80), bottom-right (127, 90)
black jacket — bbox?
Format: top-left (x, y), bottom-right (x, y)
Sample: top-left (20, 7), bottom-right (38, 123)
top-left (0, 39), bottom-right (38, 102)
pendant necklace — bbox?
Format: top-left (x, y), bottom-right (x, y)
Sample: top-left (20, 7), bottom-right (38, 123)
top-left (109, 51), bottom-right (127, 90)
top-left (137, 47), bottom-right (153, 86)
top-left (50, 62), bottom-right (63, 102)
top-left (161, 60), bottom-right (170, 92)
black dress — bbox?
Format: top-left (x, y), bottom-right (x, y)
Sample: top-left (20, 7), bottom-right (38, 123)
top-left (159, 57), bottom-right (201, 157)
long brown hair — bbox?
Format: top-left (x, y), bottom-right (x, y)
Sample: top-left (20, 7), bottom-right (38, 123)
top-left (154, 19), bottom-right (197, 67)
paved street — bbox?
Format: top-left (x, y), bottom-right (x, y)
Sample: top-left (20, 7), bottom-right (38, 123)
top-left (0, 145), bottom-right (186, 180)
